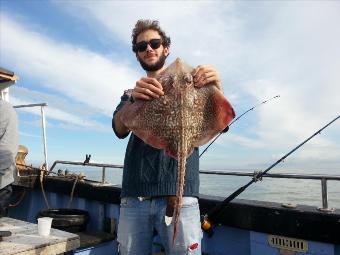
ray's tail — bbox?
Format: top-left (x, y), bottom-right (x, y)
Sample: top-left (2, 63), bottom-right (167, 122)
top-left (173, 149), bottom-right (186, 244)
top-left (172, 129), bottom-right (188, 244)
top-left (172, 92), bottom-right (189, 244)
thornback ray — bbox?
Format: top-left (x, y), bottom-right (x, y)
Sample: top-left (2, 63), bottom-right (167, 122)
top-left (120, 58), bottom-right (235, 243)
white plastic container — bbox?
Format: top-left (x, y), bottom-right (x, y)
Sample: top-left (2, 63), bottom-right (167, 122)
top-left (37, 217), bottom-right (53, 237)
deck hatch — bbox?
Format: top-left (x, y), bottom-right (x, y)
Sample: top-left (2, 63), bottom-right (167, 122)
top-left (268, 235), bottom-right (308, 252)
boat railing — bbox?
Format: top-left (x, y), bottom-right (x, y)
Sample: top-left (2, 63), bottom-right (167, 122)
top-left (49, 160), bottom-right (339, 212)
top-left (200, 170), bottom-right (340, 211)
top-left (14, 103), bottom-right (49, 171)
top-left (49, 160), bottom-right (123, 184)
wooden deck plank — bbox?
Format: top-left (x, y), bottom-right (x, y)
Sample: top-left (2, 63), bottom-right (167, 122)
top-left (0, 217), bottom-right (79, 255)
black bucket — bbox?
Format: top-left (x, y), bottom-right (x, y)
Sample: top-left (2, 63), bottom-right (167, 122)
top-left (38, 208), bottom-right (90, 233)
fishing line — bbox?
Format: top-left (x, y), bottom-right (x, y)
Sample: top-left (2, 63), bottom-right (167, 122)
top-left (199, 95), bottom-right (280, 158)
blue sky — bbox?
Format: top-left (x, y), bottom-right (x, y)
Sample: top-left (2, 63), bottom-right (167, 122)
top-left (1, 1), bottom-right (340, 172)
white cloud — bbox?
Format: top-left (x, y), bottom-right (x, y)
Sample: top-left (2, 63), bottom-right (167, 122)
top-left (19, 131), bottom-right (41, 139)
top-left (222, 133), bottom-right (265, 149)
top-left (241, 2), bottom-right (340, 153)
top-left (53, 1), bottom-right (242, 70)
top-left (11, 96), bottom-right (108, 132)
top-left (1, 14), bottom-right (140, 116)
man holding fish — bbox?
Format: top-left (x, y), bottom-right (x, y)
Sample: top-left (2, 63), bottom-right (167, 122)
top-left (112, 19), bottom-right (231, 255)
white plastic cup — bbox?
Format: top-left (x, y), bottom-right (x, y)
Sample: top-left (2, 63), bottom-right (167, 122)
top-left (37, 217), bottom-right (53, 237)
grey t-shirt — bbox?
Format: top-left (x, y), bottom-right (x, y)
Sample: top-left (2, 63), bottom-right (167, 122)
top-left (0, 100), bottom-right (19, 189)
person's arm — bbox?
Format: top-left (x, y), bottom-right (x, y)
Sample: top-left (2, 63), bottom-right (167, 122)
top-left (112, 90), bottom-right (132, 139)
top-left (191, 65), bottom-right (223, 92)
top-left (113, 104), bottom-right (130, 138)
top-left (0, 101), bottom-right (18, 157)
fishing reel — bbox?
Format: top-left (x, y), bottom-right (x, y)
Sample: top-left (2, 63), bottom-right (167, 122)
top-left (200, 215), bottom-right (214, 237)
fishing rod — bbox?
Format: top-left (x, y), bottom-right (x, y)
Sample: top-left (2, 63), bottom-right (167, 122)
top-left (199, 95), bottom-right (280, 158)
top-left (201, 115), bottom-right (340, 236)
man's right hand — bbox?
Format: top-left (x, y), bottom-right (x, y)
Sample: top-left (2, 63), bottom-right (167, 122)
top-left (131, 77), bottom-right (164, 101)
top-left (113, 77), bottom-right (164, 138)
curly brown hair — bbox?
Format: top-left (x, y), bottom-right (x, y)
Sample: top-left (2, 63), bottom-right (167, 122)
top-left (131, 19), bottom-right (171, 53)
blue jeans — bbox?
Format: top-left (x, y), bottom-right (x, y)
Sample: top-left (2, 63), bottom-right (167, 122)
top-left (117, 196), bottom-right (202, 255)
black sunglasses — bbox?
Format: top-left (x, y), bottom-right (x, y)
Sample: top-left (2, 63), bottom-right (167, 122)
top-left (134, 38), bottom-right (162, 52)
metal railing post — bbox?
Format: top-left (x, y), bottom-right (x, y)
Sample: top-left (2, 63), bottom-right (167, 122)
top-left (40, 105), bottom-right (48, 171)
top-left (14, 103), bottom-right (49, 171)
top-left (321, 178), bottom-right (328, 209)
top-left (318, 178), bottom-right (334, 211)
top-left (102, 167), bottom-right (106, 184)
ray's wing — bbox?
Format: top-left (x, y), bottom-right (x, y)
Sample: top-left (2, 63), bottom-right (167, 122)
top-left (120, 75), bottom-right (180, 156)
top-left (191, 84), bottom-right (235, 147)
top-left (120, 100), bottom-right (169, 149)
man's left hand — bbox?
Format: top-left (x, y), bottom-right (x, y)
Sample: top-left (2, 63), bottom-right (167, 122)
top-left (191, 65), bottom-right (222, 91)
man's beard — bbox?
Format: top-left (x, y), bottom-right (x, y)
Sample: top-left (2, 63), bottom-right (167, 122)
top-left (138, 52), bottom-right (167, 72)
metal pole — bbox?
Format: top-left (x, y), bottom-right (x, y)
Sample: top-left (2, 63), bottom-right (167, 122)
top-left (321, 178), bottom-right (328, 209)
top-left (102, 167), bottom-right (106, 184)
top-left (40, 106), bottom-right (49, 171)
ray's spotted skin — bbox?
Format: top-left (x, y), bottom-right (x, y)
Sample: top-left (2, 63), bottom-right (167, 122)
top-left (120, 58), bottom-right (235, 242)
